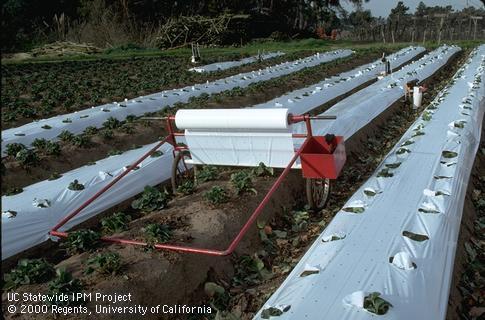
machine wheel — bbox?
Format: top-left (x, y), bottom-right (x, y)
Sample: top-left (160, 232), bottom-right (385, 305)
top-left (171, 150), bottom-right (196, 193)
top-left (306, 178), bottom-right (331, 211)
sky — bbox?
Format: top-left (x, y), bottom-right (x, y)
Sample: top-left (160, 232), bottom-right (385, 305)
top-left (342, 0), bottom-right (484, 17)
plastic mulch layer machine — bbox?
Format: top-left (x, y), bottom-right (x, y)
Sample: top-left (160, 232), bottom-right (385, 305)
top-left (50, 109), bottom-right (346, 256)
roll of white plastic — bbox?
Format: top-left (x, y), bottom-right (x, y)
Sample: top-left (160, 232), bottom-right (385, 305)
top-left (413, 86), bottom-right (423, 109)
top-left (175, 109), bottom-right (290, 130)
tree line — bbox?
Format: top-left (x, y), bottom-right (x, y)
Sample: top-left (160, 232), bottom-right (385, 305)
top-left (344, 1), bottom-right (485, 43)
top-left (2, 0), bottom-right (484, 52)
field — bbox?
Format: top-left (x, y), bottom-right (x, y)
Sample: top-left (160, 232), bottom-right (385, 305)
top-left (1, 39), bottom-right (484, 320)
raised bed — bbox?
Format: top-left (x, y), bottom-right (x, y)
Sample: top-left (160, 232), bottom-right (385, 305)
top-left (255, 45), bottom-right (484, 320)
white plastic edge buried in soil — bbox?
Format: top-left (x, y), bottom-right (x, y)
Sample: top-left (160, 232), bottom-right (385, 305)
top-left (188, 51), bottom-right (285, 73)
top-left (0, 46), bottom-right (453, 259)
top-left (254, 46), bottom-right (425, 115)
top-left (1, 49), bottom-right (353, 155)
top-left (254, 45), bottom-right (484, 320)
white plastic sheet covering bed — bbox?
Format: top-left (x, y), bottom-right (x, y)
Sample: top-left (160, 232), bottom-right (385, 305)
top-left (254, 46), bottom-right (425, 115)
top-left (0, 46), bottom-right (448, 259)
top-left (1, 49), bottom-right (352, 156)
top-left (188, 51), bottom-right (285, 73)
top-left (253, 45), bottom-right (484, 320)
top-left (1, 142), bottom-right (174, 259)
top-left (292, 45), bottom-right (461, 139)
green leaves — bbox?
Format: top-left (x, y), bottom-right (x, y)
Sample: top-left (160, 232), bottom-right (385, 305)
top-left (150, 150), bottom-right (163, 157)
top-left (384, 162), bottom-right (401, 169)
top-left (103, 117), bottom-right (122, 129)
top-left (176, 180), bottom-right (196, 195)
top-left (291, 210), bottom-right (310, 232)
top-left (377, 168), bottom-right (394, 178)
top-left (204, 282), bottom-right (230, 313)
top-left (85, 252), bottom-right (122, 275)
top-left (233, 255), bottom-right (272, 287)
top-left (396, 147), bottom-right (410, 155)
top-left (342, 206), bottom-right (365, 213)
top-left (32, 138), bottom-right (61, 156)
top-left (62, 229), bottom-right (101, 255)
top-left (363, 292), bottom-right (392, 315)
top-left (48, 172), bottom-right (61, 181)
top-left (5, 187), bottom-right (23, 196)
top-left (5, 143), bottom-right (26, 157)
top-left (261, 306), bottom-right (291, 319)
top-left (68, 179), bottom-right (85, 191)
top-left (131, 186), bottom-right (170, 211)
top-left (196, 165), bottom-right (219, 182)
top-left (15, 149), bottom-right (40, 167)
top-left (143, 224), bottom-right (172, 243)
top-left (47, 269), bottom-right (83, 306)
top-left (422, 111), bottom-right (432, 121)
top-left (204, 186), bottom-right (229, 205)
top-left (101, 212), bottom-right (131, 234)
top-left (58, 130), bottom-right (75, 142)
top-left (402, 230), bottom-right (429, 242)
top-left (252, 162), bottom-right (274, 177)
top-left (442, 150), bottom-right (458, 158)
top-left (3, 259), bottom-right (55, 290)
top-left (230, 170), bottom-right (257, 195)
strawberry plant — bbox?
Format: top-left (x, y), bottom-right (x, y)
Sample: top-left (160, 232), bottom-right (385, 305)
top-left (377, 168), bottom-right (394, 178)
top-left (101, 212), bottom-right (131, 234)
top-left (5, 187), bottom-right (23, 196)
top-left (252, 162), bottom-right (274, 177)
top-left (196, 166), bottom-right (219, 182)
top-left (68, 179), bottom-right (85, 191)
top-left (85, 252), bottom-right (122, 275)
top-left (121, 124), bottom-right (135, 134)
top-left (58, 130), bottom-right (75, 142)
top-left (48, 172), bottom-right (62, 180)
top-left (343, 206), bottom-right (365, 213)
top-left (291, 210), bottom-right (310, 232)
top-left (62, 229), bottom-right (101, 254)
top-left (101, 129), bottom-right (114, 140)
top-left (233, 255), bottom-right (272, 286)
top-left (32, 138), bottom-right (60, 156)
top-left (3, 259), bottom-right (55, 290)
top-left (204, 186), bottom-right (228, 205)
top-left (107, 149), bottom-right (123, 156)
top-left (176, 180), bottom-right (196, 195)
top-left (44, 142), bottom-right (61, 156)
top-left (143, 224), bottom-right (172, 243)
top-left (47, 269), bottom-right (83, 306)
top-left (103, 117), bottom-right (122, 129)
top-left (83, 126), bottom-right (98, 135)
top-left (204, 282), bottom-right (230, 312)
top-left (442, 151), bottom-right (458, 158)
top-left (364, 292), bottom-right (392, 315)
top-left (131, 186), bottom-right (170, 211)
top-left (231, 170), bottom-right (256, 195)
top-left (72, 135), bottom-right (91, 148)
top-left (15, 149), bottom-right (40, 167)
top-left (5, 143), bottom-right (26, 157)
top-left (261, 306), bottom-right (291, 319)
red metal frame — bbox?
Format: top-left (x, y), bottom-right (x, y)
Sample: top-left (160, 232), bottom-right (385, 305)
top-left (50, 113), bottom-right (338, 256)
